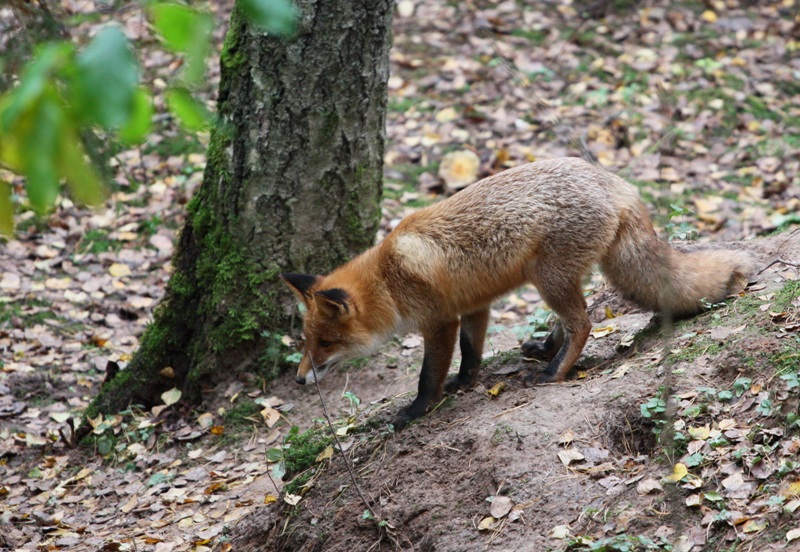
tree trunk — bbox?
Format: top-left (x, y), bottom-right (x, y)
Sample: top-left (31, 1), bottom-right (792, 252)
top-left (86, 0), bottom-right (393, 418)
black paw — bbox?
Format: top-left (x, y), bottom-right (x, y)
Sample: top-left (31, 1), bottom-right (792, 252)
top-left (444, 375), bottom-right (473, 394)
top-left (521, 340), bottom-right (555, 361)
top-left (391, 412), bottom-right (412, 431)
top-left (391, 402), bottom-right (427, 430)
top-left (523, 370), bottom-right (557, 387)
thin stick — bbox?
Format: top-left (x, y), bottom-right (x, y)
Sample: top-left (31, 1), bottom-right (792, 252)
top-left (309, 354), bottom-right (377, 520)
top-left (757, 258), bottom-right (800, 275)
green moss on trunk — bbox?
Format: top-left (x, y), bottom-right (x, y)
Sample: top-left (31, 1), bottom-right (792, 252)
top-left (86, 0), bottom-right (392, 418)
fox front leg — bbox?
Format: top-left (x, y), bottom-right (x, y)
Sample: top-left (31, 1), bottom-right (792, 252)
top-left (392, 319), bottom-right (459, 430)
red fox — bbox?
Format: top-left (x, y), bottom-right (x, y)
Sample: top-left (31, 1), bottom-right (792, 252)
top-left (282, 158), bottom-right (754, 428)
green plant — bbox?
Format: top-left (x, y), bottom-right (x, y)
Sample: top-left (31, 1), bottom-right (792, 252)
top-left (664, 204), bottom-right (699, 241)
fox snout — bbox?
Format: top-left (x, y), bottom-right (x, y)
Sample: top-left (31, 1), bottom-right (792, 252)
top-left (295, 355), bottom-right (323, 385)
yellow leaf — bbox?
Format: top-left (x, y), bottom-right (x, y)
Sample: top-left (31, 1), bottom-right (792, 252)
top-left (604, 306), bottom-right (617, 319)
top-left (109, 263), bottom-right (131, 278)
top-left (688, 425), bottom-right (711, 441)
top-left (264, 494), bottom-right (278, 504)
top-left (591, 325), bottom-right (618, 339)
top-left (435, 106), bottom-right (458, 123)
top-left (204, 482), bottom-right (226, 495)
top-left (783, 481), bottom-right (800, 497)
top-left (487, 382), bottom-right (505, 397)
top-left (701, 10), bottom-right (718, 22)
top-left (477, 516), bottom-right (496, 531)
top-left (668, 463), bottom-right (689, 482)
top-left (316, 445), bottom-right (334, 462)
top-left (742, 519), bottom-right (767, 533)
top-left (210, 425), bottom-right (224, 435)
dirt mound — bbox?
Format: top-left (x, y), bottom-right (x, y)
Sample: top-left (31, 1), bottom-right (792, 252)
top-left (229, 234), bottom-right (800, 552)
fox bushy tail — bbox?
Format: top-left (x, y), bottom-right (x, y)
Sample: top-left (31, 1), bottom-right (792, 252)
top-left (600, 201), bottom-right (755, 318)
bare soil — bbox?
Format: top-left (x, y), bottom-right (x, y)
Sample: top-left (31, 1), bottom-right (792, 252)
top-left (229, 234), bottom-right (800, 552)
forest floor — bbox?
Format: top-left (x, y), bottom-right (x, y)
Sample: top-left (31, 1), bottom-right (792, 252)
top-left (2, 1), bottom-right (800, 551)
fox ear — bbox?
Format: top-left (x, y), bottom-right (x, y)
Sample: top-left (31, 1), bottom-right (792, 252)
top-left (314, 288), bottom-right (351, 319)
top-left (280, 273), bottom-right (321, 304)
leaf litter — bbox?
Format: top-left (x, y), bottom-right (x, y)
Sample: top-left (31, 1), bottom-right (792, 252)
top-left (2, 0), bottom-right (800, 551)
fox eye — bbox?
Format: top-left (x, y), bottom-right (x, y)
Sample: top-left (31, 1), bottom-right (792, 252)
top-left (319, 339), bottom-right (333, 348)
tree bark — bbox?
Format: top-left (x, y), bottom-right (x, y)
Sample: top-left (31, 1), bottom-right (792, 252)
top-left (86, 0), bottom-right (393, 417)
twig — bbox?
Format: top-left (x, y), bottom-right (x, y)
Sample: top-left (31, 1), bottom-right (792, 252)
top-left (757, 258), bottom-right (800, 275)
top-left (308, 354), bottom-right (377, 520)
top-left (491, 401), bottom-right (531, 419)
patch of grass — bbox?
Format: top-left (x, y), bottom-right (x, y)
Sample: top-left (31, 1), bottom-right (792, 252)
top-left (140, 215), bottom-right (164, 237)
top-left (490, 423), bottom-right (514, 445)
top-left (771, 280), bottom-right (800, 312)
top-left (671, 337), bottom-right (723, 363)
top-left (784, 134), bottom-right (800, 149)
top-left (282, 426), bottom-right (334, 495)
top-left (387, 97), bottom-right (418, 113)
top-left (223, 400), bottom-right (262, 430)
top-left (509, 28), bottom-right (548, 46)
top-left (0, 297), bottom-right (58, 327)
top-left (78, 228), bottom-right (121, 254)
top-left (744, 96), bottom-right (780, 122)
top-left (771, 340), bottom-right (800, 377)
top-left (142, 131), bottom-right (205, 157)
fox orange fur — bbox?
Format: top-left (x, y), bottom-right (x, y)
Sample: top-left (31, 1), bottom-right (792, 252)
top-left (281, 158), bottom-right (754, 428)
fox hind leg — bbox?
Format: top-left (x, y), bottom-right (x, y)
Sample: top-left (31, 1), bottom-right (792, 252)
top-left (521, 321), bottom-right (564, 360)
top-left (524, 275), bottom-right (591, 385)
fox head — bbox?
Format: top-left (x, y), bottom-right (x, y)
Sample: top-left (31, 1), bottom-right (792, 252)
top-left (281, 273), bottom-right (377, 385)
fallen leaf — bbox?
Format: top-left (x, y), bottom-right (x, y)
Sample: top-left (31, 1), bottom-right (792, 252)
top-left (558, 429), bottom-right (574, 445)
top-left (477, 516), bottom-right (497, 531)
top-left (197, 413), bottom-right (214, 428)
top-left (551, 525), bottom-right (570, 539)
top-left (316, 445), bottom-right (334, 462)
top-left (667, 463), bottom-right (689, 482)
top-left (284, 494), bottom-right (301, 506)
top-left (688, 426), bottom-right (710, 440)
top-left (787, 528), bottom-right (800, 542)
top-left (685, 494), bottom-right (701, 507)
top-left (161, 388), bottom-right (182, 406)
top-left (486, 382), bottom-right (505, 397)
top-left (742, 519), bottom-right (767, 534)
top-left (439, 150), bottom-right (480, 191)
top-left (591, 324), bottom-right (618, 339)
top-left (610, 363), bottom-right (631, 379)
top-left (260, 406), bottom-right (281, 428)
top-left (637, 478), bottom-right (664, 495)
top-left (489, 496), bottom-right (513, 519)
top-left (558, 448), bottom-right (585, 466)
top-left (109, 263), bottom-right (132, 278)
